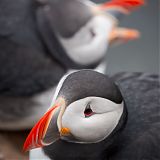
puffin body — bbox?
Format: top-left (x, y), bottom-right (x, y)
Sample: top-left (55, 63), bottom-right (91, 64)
top-left (0, 0), bottom-right (144, 129)
top-left (24, 70), bottom-right (160, 160)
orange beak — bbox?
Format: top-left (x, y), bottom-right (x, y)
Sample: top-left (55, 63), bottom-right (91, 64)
top-left (109, 27), bottom-right (140, 45)
top-left (23, 98), bottom-right (67, 152)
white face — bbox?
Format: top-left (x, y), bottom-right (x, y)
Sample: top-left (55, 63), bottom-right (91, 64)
top-left (61, 97), bottom-right (124, 143)
top-left (58, 15), bottom-right (115, 65)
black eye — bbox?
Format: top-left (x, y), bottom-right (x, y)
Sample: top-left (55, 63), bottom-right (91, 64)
top-left (84, 104), bottom-right (94, 117)
top-left (90, 28), bottom-right (96, 38)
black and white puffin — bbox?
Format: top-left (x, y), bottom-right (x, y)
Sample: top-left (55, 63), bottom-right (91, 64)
top-left (24, 70), bottom-right (160, 159)
top-left (0, 0), bottom-right (144, 130)
top-left (36, 0), bottom-right (143, 69)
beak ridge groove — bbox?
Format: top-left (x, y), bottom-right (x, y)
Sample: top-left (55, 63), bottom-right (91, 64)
top-left (23, 104), bottom-right (60, 151)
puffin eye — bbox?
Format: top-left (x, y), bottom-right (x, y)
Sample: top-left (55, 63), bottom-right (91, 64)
top-left (90, 28), bottom-right (96, 38)
top-left (84, 104), bottom-right (94, 118)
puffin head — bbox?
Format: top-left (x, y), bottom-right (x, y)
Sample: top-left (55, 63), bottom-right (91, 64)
top-left (35, 0), bottom-right (144, 69)
top-left (24, 70), bottom-right (127, 155)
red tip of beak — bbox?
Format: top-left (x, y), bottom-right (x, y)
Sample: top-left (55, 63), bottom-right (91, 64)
top-left (23, 104), bottom-right (59, 152)
top-left (100, 0), bottom-right (145, 12)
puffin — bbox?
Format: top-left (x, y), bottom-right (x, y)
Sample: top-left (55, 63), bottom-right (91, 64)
top-left (0, 0), bottom-right (144, 130)
top-left (24, 70), bottom-right (160, 160)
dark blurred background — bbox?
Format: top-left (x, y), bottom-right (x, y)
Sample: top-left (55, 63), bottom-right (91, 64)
top-left (93, 0), bottom-right (159, 74)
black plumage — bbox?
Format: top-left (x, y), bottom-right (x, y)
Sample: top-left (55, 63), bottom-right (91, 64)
top-left (0, 0), bottom-right (96, 97)
top-left (42, 0), bottom-right (93, 38)
top-left (58, 70), bottom-right (123, 105)
top-left (0, 0), bottom-right (110, 130)
top-left (109, 72), bottom-right (160, 160)
top-left (43, 72), bottom-right (160, 160)
top-left (0, 0), bottom-right (65, 96)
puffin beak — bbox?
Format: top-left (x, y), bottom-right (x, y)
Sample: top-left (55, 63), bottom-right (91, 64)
top-left (97, 0), bottom-right (128, 14)
top-left (98, 0), bottom-right (144, 12)
top-left (109, 27), bottom-right (140, 45)
top-left (93, 0), bottom-right (143, 45)
top-left (95, 0), bottom-right (145, 22)
top-left (23, 97), bottom-right (70, 152)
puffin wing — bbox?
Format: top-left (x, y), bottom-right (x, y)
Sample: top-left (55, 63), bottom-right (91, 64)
top-left (110, 72), bottom-right (160, 159)
top-left (0, 0), bottom-right (29, 36)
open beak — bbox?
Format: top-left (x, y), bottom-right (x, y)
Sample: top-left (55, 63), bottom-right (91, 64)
top-left (23, 97), bottom-right (70, 152)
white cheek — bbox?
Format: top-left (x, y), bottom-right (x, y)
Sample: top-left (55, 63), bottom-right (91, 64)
top-left (91, 98), bottom-right (121, 113)
top-left (58, 15), bottom-right (114, 65)
top-left (61, 97), bottom-right (123, 143)
top-left (82, 108), bottom-right (123, 142)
